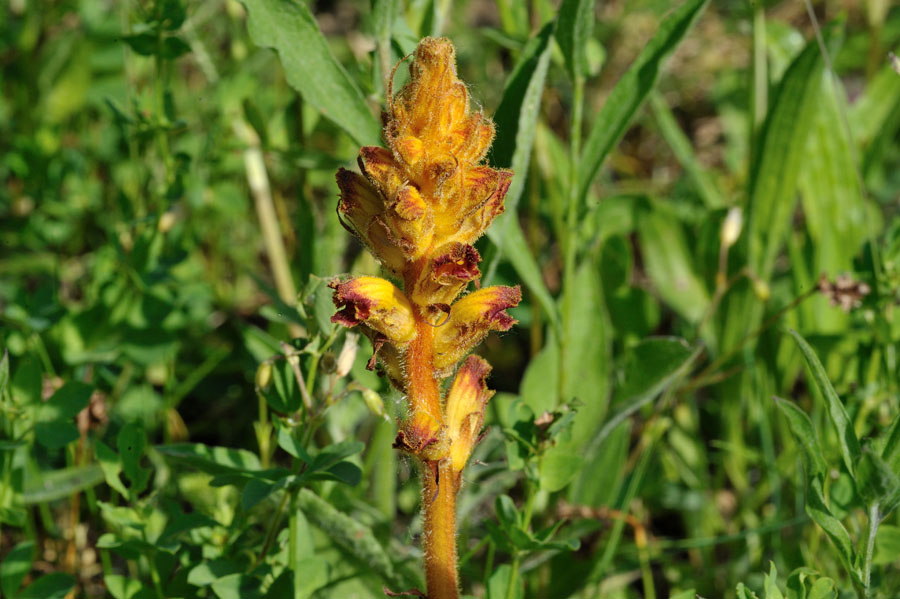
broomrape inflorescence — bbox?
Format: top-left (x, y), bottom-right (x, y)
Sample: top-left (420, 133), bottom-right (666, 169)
top-left (329, 37), bottom-right (520, 599)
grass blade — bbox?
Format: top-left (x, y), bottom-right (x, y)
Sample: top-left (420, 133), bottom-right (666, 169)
top-left (240, 0), bottom-right (381, 147)
top-left (576, 0), bottom-right (710, 199)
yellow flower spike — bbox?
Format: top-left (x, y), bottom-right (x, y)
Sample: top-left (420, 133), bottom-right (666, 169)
top-left (444, 355), bottom-right (495, 478)
top-left (329, 277), bottom-right (416, 346)
top-left (330, 37), bottom-right (517, 599)
top-left (433, 285), bottom-right (521, 372)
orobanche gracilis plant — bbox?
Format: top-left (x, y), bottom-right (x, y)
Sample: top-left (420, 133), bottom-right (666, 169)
top-left (329, 37), bottom-right (520, 599)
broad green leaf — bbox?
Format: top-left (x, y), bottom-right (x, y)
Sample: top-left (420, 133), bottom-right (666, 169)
top-left (569, 419), bottom-right (630, 507)
top-left (798, 74), bottom-right (868, 281)
top-left (789, 329), bottom-right (861, 478)
top-left (11, 356), bottom-right (41, 406)
top-left (210, 573), bottom-right (264, 599)
top-left (187, 558), bottom-right (243, 586)
top-left (290, 507), bottom-right (329, 598)
top-left (559, 260), bottom-right (609, 449)
top-left (486, 21), bottom-right (559, 330)
top-left (297, 488), bottom-right (401, 587)
top-left (539, 452), bottom-right (583, 492)
top-left (22, 464), bottom-right (104, 504)
top-left (1, 540), bottom-right (34, 599)
top-left (240, 0), bottom-right (381, 146)
top-left (577, 0), bottom-right (710, 198)
top-left (556, 0), bottom-right (595, 79)
top-left (35, 381), bottom-right (92, 449)
top-left (157, 443), bottom-right (261, 474)
top-left (520, 342), bottom-right (558, 415)
top-left (874, 524), bottom-right (900, 566)
top-left (487, 564), bottom-right (522, 599)
top-left (746, 26), bottom-right (840, 281)
top-left (17, 573), bottom-right (75, 599)
top-left (638, 210), bottom-right (710, 323)
top-left (104, 574), bottom-right (143, 599)
top-left (774, 398), bottom-right (828, 478)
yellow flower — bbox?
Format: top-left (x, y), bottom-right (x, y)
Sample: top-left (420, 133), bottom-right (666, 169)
top-left (433, 286), bottom-right (521, 371)
top-left (444, 355), bottom-right (494, 478)
top-left (329, 276), bottom-right (416, 346)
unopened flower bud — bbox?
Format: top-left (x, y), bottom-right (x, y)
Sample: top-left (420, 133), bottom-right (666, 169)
top-left (335, 332), bottom-right (359, 377)
top-left (255, 361), bottom-right (273, 391)
top-left (361, 388), bottom-right (386, 419)
top-left (720, 207), bottom-right (743, 248)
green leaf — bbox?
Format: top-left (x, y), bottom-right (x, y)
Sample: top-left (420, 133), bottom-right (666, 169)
top-left (118, 422), bottom-right (149, 495)
top-left (539, 452), bottom-right (583, 492)
top-left (486, 21), bottom-right (559, 331)
top-left (22, 464), bottom-right (104, 504)
top-left (0, 350), bottom-right (8, 401)
top-left (210, 573), bottom-right (264, 599)
top-left (240, 0), bottom-right (381, 146)
top-left (873, 524), bottom-right (900, 565)
top-left (556, 0), bottom-right (595, 79)
top-left (764, 562), bottom-right (784, 599)
top-left (17, 573), bottom-right (75, 599)
top-left (638, 210), bottom-right (710, 323)
top-left (35, 381), bottom-right (92, 449)
top-left (104, 574), bottom-right (143, 599)
top-left (746, 25), bottom-right (841, 280)
top-left (774, 398), bottom-right (828, 478)
top-left (11, 356), bottom-right (41, 406)
top-left (487, 564), bottom-right (521, 599)
top-left (559, 260), bottom-right (609, 449)
top-left (857, 449), bottom-right (900, 512)
top-left (1, 540), bottom-right (34, 599)
top-left (797, 74), bottom-right (868, 277)
top-left (519, 341), bottom-right (558, 416)
top-left (569, 419), bottom-right (629, 507)
top-left (577, 0), bottom-right (710, 198)
top-left (95, 440), bottom-right (129, 497)
top-left (806, 476), bottom-right (858, 582)
top-left (157, 443), bottom-right (261, 474)
top-left (296, 488), bottom-right (401, 587)
top-left (789, 329), bottom-right (861, 478)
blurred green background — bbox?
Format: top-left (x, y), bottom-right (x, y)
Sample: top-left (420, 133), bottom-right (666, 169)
top-left (3, 0), bottom-right (900, 597)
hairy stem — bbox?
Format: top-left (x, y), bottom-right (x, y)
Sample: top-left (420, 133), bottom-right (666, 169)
top-left (405, 289), bottom-right (458, 599)
top-left (423, 460), bottom-right (459, 599)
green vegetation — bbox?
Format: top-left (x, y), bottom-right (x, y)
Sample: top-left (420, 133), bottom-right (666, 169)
top-left (2, 0), bottom-right (900, 597)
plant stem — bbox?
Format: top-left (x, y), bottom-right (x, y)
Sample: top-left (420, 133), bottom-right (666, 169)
top-left (862, 502), bottom-right (880, 599)
top-left (235, 119), bottom-right (304, 340)
top-left (403, 291), bottom-right (458, 599)
top-left (423, 460), bottom-right (459, 599)
top-left (559, 74), bottom-right (585, 402)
